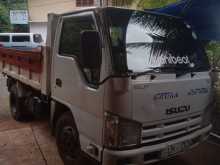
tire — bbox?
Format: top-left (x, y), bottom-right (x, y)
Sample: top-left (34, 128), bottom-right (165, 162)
top-left (56, 111), bottom-right (82, 165)
top-left (9, 86), bottom-right (30, 121)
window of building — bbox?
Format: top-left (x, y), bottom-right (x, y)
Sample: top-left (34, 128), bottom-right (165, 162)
top-left (76, 0), bottom-right (94, 7)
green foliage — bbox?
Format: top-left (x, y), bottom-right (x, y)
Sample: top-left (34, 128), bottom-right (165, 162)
top-left (137, 0), bottom-right (178, 9)
top-left (112, 0), bottom-right (136, 7)
top-left (0, 4), bottom-right (11, 32)
top-left (7, 0), bottom-right (27, 10)
top-left (206, 42), bottom-right (220, 69)
top-left (0, 0), bottom-right (27, 32)
top-left (112, 0), bottom-right (179, 10)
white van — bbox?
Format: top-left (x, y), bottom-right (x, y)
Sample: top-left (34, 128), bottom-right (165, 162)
top-left (0, 33), bottom-right (43, 50)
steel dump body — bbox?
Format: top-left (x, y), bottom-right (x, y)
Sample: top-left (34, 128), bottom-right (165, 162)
top-left (0, 47), bottom-right (43, 89)
top-left (0, 13), bottom-right (57, 95)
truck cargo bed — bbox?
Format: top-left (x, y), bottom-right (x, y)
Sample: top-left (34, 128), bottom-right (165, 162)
top-left (0, 47), bottom-right (43, 90)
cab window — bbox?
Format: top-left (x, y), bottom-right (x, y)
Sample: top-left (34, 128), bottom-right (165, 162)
top-left (59, 13), bottom-right (101, 85)
top-left (59, 14), bottom-right (96, 58)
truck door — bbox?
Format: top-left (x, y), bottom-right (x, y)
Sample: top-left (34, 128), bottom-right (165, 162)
top-left (51, 11), bottom-right (104, 150)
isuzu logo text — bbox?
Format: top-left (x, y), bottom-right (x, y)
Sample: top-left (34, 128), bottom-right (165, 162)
top-left (166, 105), bottom-right (190, 115)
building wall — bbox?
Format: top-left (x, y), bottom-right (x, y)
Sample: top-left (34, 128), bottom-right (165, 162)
top-left (28, 0), bottom-right (102, 42)
top-left (28, 0), bottom-right (78, 22)
top-left (28, 0), bottom-right (78, 43)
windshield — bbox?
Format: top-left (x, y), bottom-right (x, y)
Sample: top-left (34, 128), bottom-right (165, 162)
top-left (106, 8), bottom-right (210, 73)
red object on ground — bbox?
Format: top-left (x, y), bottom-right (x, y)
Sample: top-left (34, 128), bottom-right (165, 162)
top-left (0, 47), bottom-right (43, 73)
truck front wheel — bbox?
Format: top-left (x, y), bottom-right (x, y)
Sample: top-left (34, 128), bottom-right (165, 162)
top-left (56, 111), bottom-right (82, 165)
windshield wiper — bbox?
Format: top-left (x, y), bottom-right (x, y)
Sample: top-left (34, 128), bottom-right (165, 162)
top-left (130, 66), bottom-right (177, 80)
top-left (130, 70), bottom-right (157, 80)
top-left (127, 65), bottom-right (197, 80)
top-left (176, 69), bottom-right (196, 78)
top-left (150, 66), bottom-right (196, 78)
top-left (149, 66), bottom-right (177, 72)
top-left (172, 66), bottom-right (196, 78)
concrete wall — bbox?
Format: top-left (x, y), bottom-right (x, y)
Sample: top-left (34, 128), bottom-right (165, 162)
top-left (28, 0), bottom-right (78, 43)
top-left (28, 0), bottom-right (102, 43)
top-left (28, 0), bottom-right (78, 22)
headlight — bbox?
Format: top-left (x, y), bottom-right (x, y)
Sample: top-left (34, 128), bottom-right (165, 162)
top-left (104, 112), bottom-right (142, 150)
top-left (201, 102), bottom-right (215, 127)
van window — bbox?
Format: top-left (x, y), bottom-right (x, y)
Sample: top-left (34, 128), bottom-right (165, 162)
top-left (0, 36), bottom-right (10, 42)
top-left (59, 14), bottom-right (96, 57)
top-left (12, 35), bottom-right (30, 42)
top-left (33, 34), bottom-right (43, 43)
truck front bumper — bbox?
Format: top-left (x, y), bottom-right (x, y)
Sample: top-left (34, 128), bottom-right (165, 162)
top-left (102, 124), bottom-right (212, 165)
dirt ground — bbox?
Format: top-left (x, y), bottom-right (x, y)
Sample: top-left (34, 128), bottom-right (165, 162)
top-left (0, 75), bottom-right (63, 165)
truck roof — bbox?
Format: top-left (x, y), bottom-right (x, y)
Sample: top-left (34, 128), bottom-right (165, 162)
top-left (57, 6), bottom-right (181, 20)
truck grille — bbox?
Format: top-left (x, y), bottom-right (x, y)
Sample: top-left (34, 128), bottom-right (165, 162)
top-left (141, 113), bottom-right (202, 145)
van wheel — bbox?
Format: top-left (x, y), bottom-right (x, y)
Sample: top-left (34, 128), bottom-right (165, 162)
top-left (56, 111), bottom-right (82, 165)
top-left (9, 91), bottom-right (26, 121)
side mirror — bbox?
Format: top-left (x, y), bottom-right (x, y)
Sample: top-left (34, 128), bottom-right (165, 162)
top-left (80, 30), bottom-right (101, 69)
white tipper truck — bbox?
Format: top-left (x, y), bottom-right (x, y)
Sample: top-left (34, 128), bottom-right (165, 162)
top-left (0, 7), bottom-right (214, 165)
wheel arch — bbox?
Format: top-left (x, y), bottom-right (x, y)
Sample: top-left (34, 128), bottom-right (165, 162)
top-left (51, 100), bottom-right (77, 135)
top-left (50, 99), bottom-right (103, 163)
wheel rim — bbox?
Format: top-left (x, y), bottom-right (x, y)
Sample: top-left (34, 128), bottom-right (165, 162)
top-left (59, 126), bottom-right (79, 160)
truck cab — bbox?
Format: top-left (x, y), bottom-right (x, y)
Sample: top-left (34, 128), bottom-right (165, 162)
top-left (49, 7), bottom-right (213, 165)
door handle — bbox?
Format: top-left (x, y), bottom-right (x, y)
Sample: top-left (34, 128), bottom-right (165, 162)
top-left (56, 78), bottom-right (62, 87)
